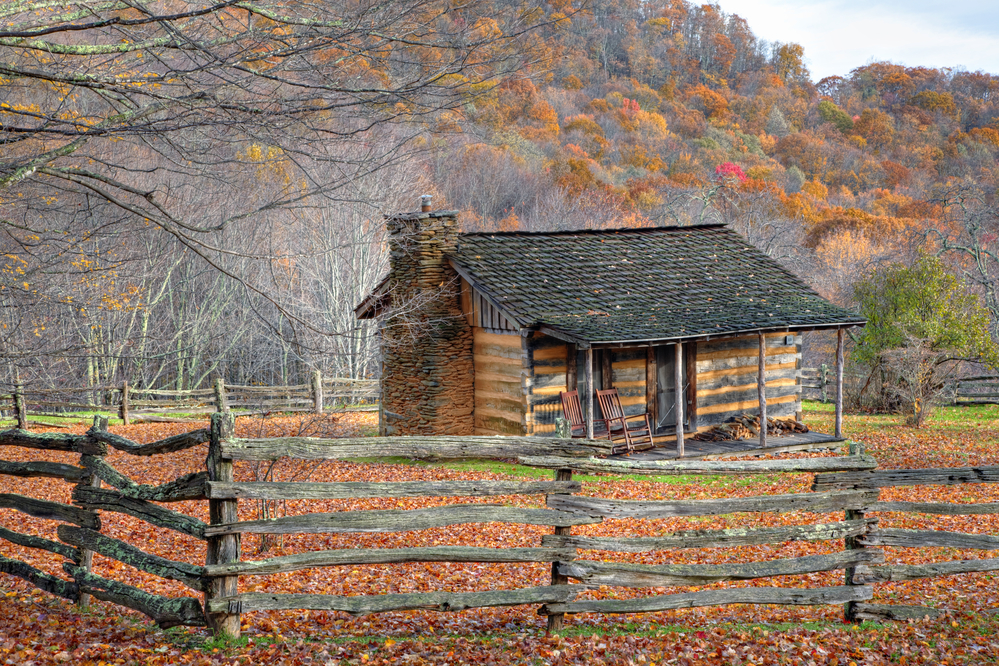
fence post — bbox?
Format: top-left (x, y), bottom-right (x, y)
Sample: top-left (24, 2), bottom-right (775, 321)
top-left (213, 378), bottom-right (230, 414)
top-left (820, 364), bottom-right (829, 403)
top-left (78, 414), bottom-right (108, 609)
top-left (14, 383), bottom-right (27, 430)
top-left (119, 381), bottom-right (131, 426)
top-left (757, 333), bottom-right (767, 448)
top-left (206, 412), bottom-right (240, 637)
top-left (835, 329), bottom-right (845, 439)
top-left (843, 439), bottom-right (867, 623)
top-left (546, 468), bottom-right (573, 634)
top-left (311, 370), bottom-right (323, 414)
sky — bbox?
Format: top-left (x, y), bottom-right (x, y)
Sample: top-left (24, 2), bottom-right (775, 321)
top-left (717, 0), bottom-right (999, 81)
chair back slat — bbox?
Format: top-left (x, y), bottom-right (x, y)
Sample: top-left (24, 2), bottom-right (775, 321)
top-left (560, 390), bottom-right (584, 427)
top-left (596, 389), bottom-right (625, 421)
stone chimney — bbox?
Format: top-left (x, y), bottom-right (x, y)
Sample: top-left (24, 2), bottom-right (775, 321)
top-left (379, 203), bottom-right (474, 435)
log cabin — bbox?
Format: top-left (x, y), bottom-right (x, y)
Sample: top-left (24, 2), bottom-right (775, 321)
top-left (356, 201), bottom-right (865, 451)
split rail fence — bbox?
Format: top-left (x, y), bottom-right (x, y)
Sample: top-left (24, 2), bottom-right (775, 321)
top-left (801, 368), bottom-right (999, 408)
top-left (951, 375), bottom-right (999, 405)
top-left (0, 373), bottom-right (379, 427)
top-left (0, 417), bottom-right (997, 636)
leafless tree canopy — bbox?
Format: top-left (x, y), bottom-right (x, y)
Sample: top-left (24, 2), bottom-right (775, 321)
top-left (0, 0), bottom-right (551, 389)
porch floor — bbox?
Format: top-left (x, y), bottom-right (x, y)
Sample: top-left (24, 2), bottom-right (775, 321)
top-left (616, 431), bottom-right (846, 460)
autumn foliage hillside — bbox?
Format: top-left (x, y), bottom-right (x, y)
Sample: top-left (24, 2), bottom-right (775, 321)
top-left (434, 0), bottom-right (999, 311)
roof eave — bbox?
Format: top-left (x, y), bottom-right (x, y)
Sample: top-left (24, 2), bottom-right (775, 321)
top-left (582, 320), bottom-right (867, 347)
top-left (446, 258), bottom-right (530, 330)
top-left (354, 275), bottom-right (390, 320)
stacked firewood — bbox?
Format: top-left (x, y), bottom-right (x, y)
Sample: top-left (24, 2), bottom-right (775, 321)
top-left (691, 413), bottom-right (809, 442)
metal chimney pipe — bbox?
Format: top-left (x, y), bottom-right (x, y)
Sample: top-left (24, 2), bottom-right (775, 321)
top-left (420, 194), bottom-right (432, 212)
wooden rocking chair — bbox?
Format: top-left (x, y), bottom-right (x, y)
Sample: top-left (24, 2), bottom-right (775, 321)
top-left (559, 390), bottom-right (611, 441)
top-left (596, 388), bottom-right (655, 454)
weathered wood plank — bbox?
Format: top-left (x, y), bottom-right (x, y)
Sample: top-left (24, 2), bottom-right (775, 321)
top-left (698, 384), bottom-right (798, 410)
top-left (0, 492), bottom-right (99, 528)
top-left (207, 585), bottom-right (579, 616)
top-left (697, 368), bottom-right (798, 392)
top-left (860, 528), bottom-right (999, 550)
top-left (0, 429), bottom-right (104, 455)
top-left (58, 526), bottom-right (206, 591)
top-left (541, 519), bottom-right (876, 552)
top-left (541, 585), bottom-right (873, 615)
top-left (220, 435), bottom-right (615, 461)
top-left (203, 505), bottom-right (601, 537)
top-left (697, 401), bottom-right (799, 429)
top-left (696, 344), bottom-right (796, 363)
top-left (698, 393), bottom-right (798, 418)
top-left (814, 467), bottom-right (999, 491)
top-left (856, 558), bottom-right (999, 584)
top-left (850, 603), bottom-right (941, 621)
top-left (546, 467), bottom-right (574, 634)
top-left (0, 556), bottom-right (79, 600)
top-left (0, 525), bottom-right (80, 560)
top-left (129, 400), bottom-right (213, 408)
top-left (77, 415), bottom-right (107, 612)
top-left (81, 456), bottom-right (207, 502)
top-left (206, 412), bottom-right (240, 637)
top-left (519, 455), bottom-right (877, 476)
top-left (130, 387), bottom-right (217, 397)
top-left (696, 360), bottom-right (796, 382)
top-left (560, 550), bottom-right (883, 588)
top-left (228, 382), bottom-right (311, 392)
top-left (64, 565), bottom-right (206, 628)
top-left (869, 501), bottom-right (999, 515)
top-left (72, 486), bottom-right (205, 539)
top-left (204, 546), bottom-right (577, 577)
top-left (0, 459), bottom-right (85, 482)
top-left (474, 411), bottom-right (525, 435)
top-left (547, 490), bottom-right (879, 520)
top-left (86, 428), bottom-right (209, 456)
top-left (206, 479), bottom-right (581, 500)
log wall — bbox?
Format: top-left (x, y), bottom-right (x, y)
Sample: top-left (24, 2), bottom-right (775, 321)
top-left (505, 332), bottom-right (802, 435)
top-left (695, 333), bottom-right (801, 429)
top-left (526, 333), bottom-right (569, 435)
top-left (473, 329), bottom-right (528, 435)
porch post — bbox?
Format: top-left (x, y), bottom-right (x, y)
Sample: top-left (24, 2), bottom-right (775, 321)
top-left (758, 332), bottom-right (767, 448)
top-left (675, 342), bottom-right (684, 456)
top-left (835, 328), bottom-right (844, 438)
top-left (585, 347), bottom-right (594, 439)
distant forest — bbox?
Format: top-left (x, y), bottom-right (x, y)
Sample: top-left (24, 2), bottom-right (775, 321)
top-left (2, 0), bottom-right (997, 390)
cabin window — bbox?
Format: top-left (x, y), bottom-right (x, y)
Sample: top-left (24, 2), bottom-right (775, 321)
top-left (655, 344), bottom-right (692, 434)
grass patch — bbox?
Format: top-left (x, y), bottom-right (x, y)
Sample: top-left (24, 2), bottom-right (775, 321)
top-left (802, 399), bottom-right (999, 437)
top-left (0, 413), bottom-right (121, 428)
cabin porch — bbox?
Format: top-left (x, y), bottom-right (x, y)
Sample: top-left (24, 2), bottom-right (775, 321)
top-left (619, 430), bottom-right (846, 460)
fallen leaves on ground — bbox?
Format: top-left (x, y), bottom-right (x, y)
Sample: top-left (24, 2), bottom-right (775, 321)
top-left (2, 408), bottom-right (999, 664)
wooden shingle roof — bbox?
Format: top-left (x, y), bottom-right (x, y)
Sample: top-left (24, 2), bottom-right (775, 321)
top-left (448, 224), bottom-right (865, 345)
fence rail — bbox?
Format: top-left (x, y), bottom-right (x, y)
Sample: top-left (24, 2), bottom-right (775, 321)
top-left (800, 369), bottom-right (999, 409)
top-left (951, 375), bottom-right (999, 405)
top-left (0, 420), bottom-right (997, 636)
top-left (0, 373), bottom-right (379, 427)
